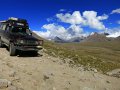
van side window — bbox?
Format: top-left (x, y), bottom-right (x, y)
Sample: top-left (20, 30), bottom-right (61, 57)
top-left (2, 24), bottom-right (6, 30)
top-left (6, 26), bottom-right (10, 32)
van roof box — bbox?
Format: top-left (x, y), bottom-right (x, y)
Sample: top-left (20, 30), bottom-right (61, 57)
top-left (8, 17), bottom-right (27, 23)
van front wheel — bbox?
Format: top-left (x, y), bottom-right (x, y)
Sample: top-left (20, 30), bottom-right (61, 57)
top-left (9, 43), bottom-right (16, 56)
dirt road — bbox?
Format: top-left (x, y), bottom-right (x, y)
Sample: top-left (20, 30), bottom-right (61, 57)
top-left (0, 48), bottom-right (120, 90)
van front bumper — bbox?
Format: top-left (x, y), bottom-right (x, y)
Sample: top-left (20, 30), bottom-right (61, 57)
top-left (15, 45), bottom-right (43, 51)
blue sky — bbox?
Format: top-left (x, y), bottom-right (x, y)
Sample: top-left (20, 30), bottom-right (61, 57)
top-left (0, 0), bottom-right (120, 39)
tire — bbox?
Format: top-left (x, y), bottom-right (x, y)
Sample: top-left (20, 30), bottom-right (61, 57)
top-left (9, 43), bottom-right (16, 56)
top-left (0, 38), bottom-right (3, 48)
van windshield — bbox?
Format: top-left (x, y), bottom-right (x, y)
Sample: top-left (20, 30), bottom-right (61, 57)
top-left (11, 27), bottom-right (28, 35)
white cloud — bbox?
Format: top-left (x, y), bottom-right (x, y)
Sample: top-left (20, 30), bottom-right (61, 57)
top-left (97, 14), bottom-right (108, 20)
top-left (56, 11), bottom-right (84, 24)
top-left (117, 20), bottom-right (120, 24)
top-left (34, 23), bottom-right (88, 40)
top-left (111, 8), bottom-right (120, 14)
top-left (68, 24), bottom-right (83, 34)
top-left (42, 23), bottom-right (68, 39)
top-left (107, 27), bottom-right (120, 38)
top-left (83, 11), bottom-right (108, 30)
top-left (35, 10), bottom-right (109, 40)
top-left (33, 30), bottom-right (51, 39)
top-left (57, 11), bottom-right (108, 30)
top-left (59, 9), bottom-right (66, 12)
top-left (107, 32), bottom-right (120, 38)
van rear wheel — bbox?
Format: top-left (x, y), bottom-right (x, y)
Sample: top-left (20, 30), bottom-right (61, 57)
top-left (9, 43), bottom-right (16, 56)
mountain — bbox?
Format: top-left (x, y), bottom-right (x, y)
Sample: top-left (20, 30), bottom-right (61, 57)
top-left (51, 32), bottom-right (112, 43)
top-left (116, 36), bottom-right (120, 41)
top-left (84, 32), bottom-right (111, 42)
top-left (32, 31), bottom-right (120, 79)
top-left (52, 36), bottom-right (86, 43)
top-left (103, 33), bottom-right (109, 36)
top-left (33, 31), bottom-right (119, 43)
top-left (53, 36), bottom-right (67, 43)
top-left (68, 37), bottom-right (85, 42)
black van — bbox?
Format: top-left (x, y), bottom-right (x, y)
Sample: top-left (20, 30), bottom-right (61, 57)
top-left (0, 17), bottom-right (43, 56)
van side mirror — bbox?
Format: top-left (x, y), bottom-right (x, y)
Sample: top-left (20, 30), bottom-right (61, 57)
top-left (27, 29), bottom-right (32, 35)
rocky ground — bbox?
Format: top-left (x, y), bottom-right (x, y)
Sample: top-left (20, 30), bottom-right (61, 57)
top-left (0, 48), bottom-right (120, 90)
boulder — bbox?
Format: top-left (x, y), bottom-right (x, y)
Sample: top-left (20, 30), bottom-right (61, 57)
top-left (0, 79), bottom-right (12, 89)
top-left (91, 68), bottom-right (97, 73)
top-left (107, 69), bottom-right (120, 78)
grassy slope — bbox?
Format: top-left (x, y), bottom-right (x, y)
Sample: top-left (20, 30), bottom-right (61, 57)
top-left (32, 32), bottom-right (120, 73)
top-left (43, 41), bottom-right (120, 73)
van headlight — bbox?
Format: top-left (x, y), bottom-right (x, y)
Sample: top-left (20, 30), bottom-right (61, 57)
top-left (20, 40), bottom-right (24, 44)
top-left (17, 40), bottom-right (24, 44)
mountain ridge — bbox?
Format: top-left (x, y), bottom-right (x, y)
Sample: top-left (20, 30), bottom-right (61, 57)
top-left (49, 32), bottom-right (120, 43)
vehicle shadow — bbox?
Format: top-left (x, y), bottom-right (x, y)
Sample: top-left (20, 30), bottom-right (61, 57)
top-left (17, 51), bottom-right (43, 57)
top-left (4, 46), bottom-right (43, 57)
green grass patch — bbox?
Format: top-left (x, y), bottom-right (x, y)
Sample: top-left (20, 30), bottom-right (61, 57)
top-left (43, 41), bottom-right (120, 73)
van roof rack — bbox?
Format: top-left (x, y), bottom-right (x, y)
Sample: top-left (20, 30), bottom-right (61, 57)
top-left (0, 20), bottom-right (7, 23)
top-left (9, 17), bottom-right (18, 21)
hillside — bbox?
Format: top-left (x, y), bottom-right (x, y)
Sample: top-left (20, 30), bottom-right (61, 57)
top-left (33, 32), bottom-right (120, 73)
top-left (0, 46), bottom-right (120, 90)
top-left (0, 33), bottom-right (120, 90)
top-left (43, 32), bottom-right (120, 43)
top-left (43, 41), bottom-right (120, 73)
top-left (83, 32), bottom-right (111, 42)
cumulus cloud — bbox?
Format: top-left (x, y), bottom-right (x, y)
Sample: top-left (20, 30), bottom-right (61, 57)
top-left (83, 11), bottom-right (108, 30)
top-left (34, 30), bottom-right (51, 39)
top-left (97, 14), bottom-right (109, 20)
top-left (34, 24), bottom-right (66, 39)
top-left (68, 25), bottom-right (83, 35)
top-left (107, 32), bottom-right (120, 38)
top-left (107, 27), bottom-right (120, 38)
top-left (34, 23), bottom-right (88, 40)
top-left (56, 11), bottom-right (84, 24)
top-left (111, 8), bottom-right (120, 14)
top-left (42, 23), bottom-right (68, 39)
top-left (34, 10), bottom-right (109, 40)
top-left (57, 11), bottom-right (108, 30)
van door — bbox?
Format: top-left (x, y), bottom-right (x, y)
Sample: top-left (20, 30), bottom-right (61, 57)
top-left (1, 24), bottom-right (10, 45)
